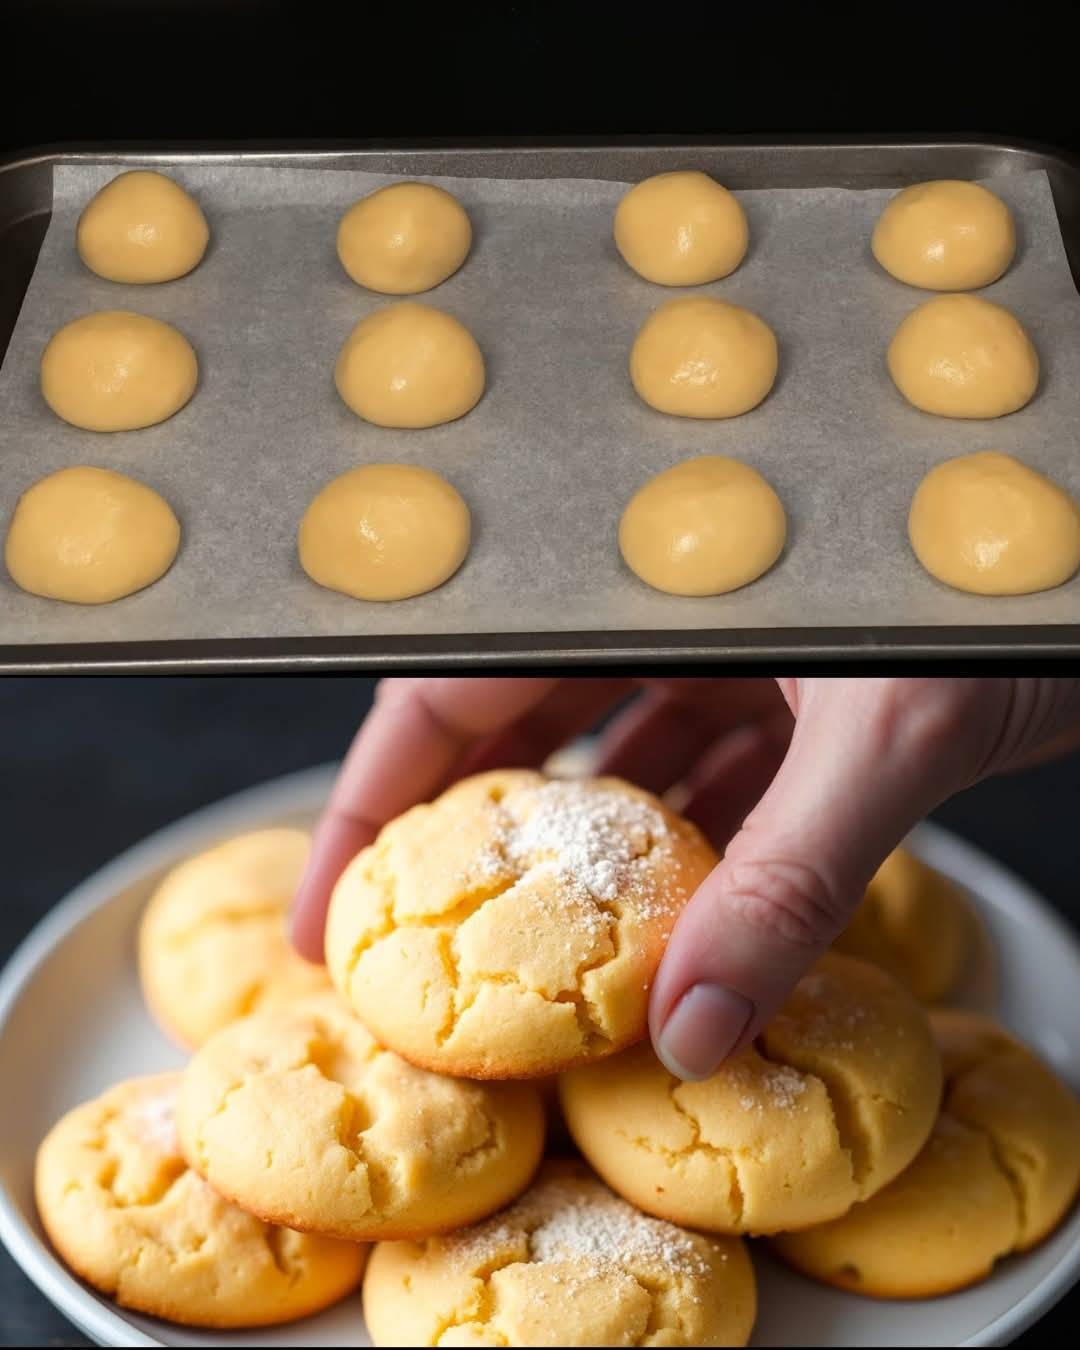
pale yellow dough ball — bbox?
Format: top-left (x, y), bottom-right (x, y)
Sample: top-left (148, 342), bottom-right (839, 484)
top-left (908, 451), bottom-right (1080, 596)
top-left (887, 294), bottom-right (1038, 418)
top-left (337, 182), bottom-right (472, 294)
top-left (334, 302), bottom-right (484, 428)
top-left (619, 455), bottom-right (786, 595)
top-left (299, 464), bottom-right (470, 602)
top-left (630, 296), bottom-right (778, 418)
top-left (5, 466), bottom-right (180, 604)
top-left (41, 310), bottom-right (197, 432)
top-left (77, 170), bottom-right (209, 284)
top-left (614, 170), bottom-right (749, 286)
top-left (872, 180), bottom-right (1015, 291)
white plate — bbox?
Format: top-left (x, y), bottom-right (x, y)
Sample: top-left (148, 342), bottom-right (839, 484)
top-left (1, 763), bottom-right (1078, 1348)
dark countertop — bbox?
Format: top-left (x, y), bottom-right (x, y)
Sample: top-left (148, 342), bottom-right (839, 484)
top-left (1, 675), bottom-right (1077, 1345)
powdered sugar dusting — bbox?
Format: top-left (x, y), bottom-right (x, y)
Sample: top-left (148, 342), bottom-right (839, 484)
top-left (129, 1089), bottom-right (180, 1157)
top-left (733, 1061), bottom-right (807, 1113)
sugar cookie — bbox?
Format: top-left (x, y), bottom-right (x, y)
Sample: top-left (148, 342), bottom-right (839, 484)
top-left (363, 1159), bottom-right (756, 1348)
top-left (887, 295), bottom-right (1038, 418)
top-left (872, 180), bottom-right (1015, 291)
top-left (908, 451), bottom-right (1080, 596)
top-left (833, 846), bottom-right (971, 1001)
top-left (630, 296), bottom-right (778, 418)
top-left (177, 994), bottom-right (545, 1241)
top-left (35, 1073), bottom-right (365, 1328)
top-left (559, 953), bottom-right (942, 1235)
top-left (41, 310), bottom-right (197, 431)
top-left (77, 170), bottom-right (209, 284)
top-left (337, 182), bottom-right (471, 294)
top-left (325, 770), bottom-right (717, 1078)
top-left (614, 170), bottom-right (749, 286)
top-left (772, 1011), bottom-right (1080, 1296)
top-left (138, 829), bottom-right (331, 1049)
top-left (5, 466), bottom-right (180, 604)
top-left (299, 464), bottom-right (470, 602)
top-left (619, 455), bottom-right (786, 595)
top-left (334, 302), bottom-right (484, 428)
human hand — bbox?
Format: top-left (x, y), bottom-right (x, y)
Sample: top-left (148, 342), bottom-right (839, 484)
top-left (291, 676), bottom-right (1080, 1080)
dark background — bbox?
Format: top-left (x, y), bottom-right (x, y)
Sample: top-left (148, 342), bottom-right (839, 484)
top-left (0, 676), bottom-right (1078, 1344)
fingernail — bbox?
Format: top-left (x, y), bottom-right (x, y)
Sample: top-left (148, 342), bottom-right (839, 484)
top-left (655, 983), bottom-right (754, 1081)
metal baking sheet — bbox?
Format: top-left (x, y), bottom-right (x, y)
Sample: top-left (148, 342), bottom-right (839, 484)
top-left (2, 139), bottom-right (1080, 671)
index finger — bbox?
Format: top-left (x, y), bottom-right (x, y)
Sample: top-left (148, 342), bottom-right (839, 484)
top-left (291, 677), bottom-right (558, 959)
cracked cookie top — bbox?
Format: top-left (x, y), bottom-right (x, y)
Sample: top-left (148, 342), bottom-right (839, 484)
top-left (362, 1158), bottom-right (756, 1347)
top-left (832, 846), bottom-right (973, 1003)
top-left (771, 1010), bottom-right (1080, 1296)
top-left (324, 770), bottom-right (718, 1078)
top-left (176, 993), bottom-right (545, 1242)
top-left (559, 953), bottom-right (943, 1236)
top-left (34, 1072), bottom-right (366, 1329)
top-left (138, 829), bottom-right (331, 1049)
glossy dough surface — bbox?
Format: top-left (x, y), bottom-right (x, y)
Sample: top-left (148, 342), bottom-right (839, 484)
top-left (630, 297), bottom-right (778, 418)
top-left (334, 302), bottom-right (484, 428)
top-left (908, 451), bottom-right (1080, 595)
top-left (35, 1074), bottom-right (366, 1328)
top-left (138, 829), bottom-right (331, 1049)
top-left (5, 466), bottom-right (180, 604)
top-left (41, 310), bottom-right (198, 431)
top-left (887, 295), bottom-right (1038, 418)
top-left (614, 170), bottom-right (749, 286)
top-left (325, 770), bottom-right (717, 1078)
top-left (77, 170), bottom-right (209, 284)
top-left (337, 182), bottom-right (472, 294)
top-left (872, 180), bottom-right (1015, 291)
top-left (833, 846), bottom-right (971, 1001)
top-left (619, 455), bottom-right (786, 595)
top-left (559, 954), bottom-right (942, 1235)
top-left (177, 993), bottom-right (545, 1241)
top-left (363, 1160), bottom-right (756, 1348)
top-left (299, 464), bottom-right (471, 602)
top-left (772, 1011), bottom-right (1080, 1297)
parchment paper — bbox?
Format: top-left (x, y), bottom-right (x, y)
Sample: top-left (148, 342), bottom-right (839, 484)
top-left (2, 163), bottom-right (1079, 646)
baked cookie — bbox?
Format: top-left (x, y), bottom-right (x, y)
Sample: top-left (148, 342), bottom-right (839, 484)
top-left (833, 846), bottom-right (971, 1002)
top-left (324, 770), bottom-right (718, 1078)
top-left (138, 829), bottom-right (331, 1048)
top-left (772, 1011), bottom-right (1080, 1296)
top-left (35, 1073), bottom-right (365, 1328)
top-left (177, 993), bottom-right (545, 1241)
top-left (362, 1159), bottom-right (756, 1348)
top-left (559, 953), bottom-right (942, 1234)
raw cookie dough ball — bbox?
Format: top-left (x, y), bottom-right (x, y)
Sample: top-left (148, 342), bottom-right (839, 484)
top-left (77, 170), bottom-right (209, 284)
top-left (35, 1073), bottom-right (366, 1328)
top-left (337, 182), bottom-right (472, 294)
top-left (325, 770), bottom-right (718, 1079)
top-left (619, 455), bottom-right (786, 596)
top-left (41, 310), bottom-right (197, 431)
top-left (138, 829), bottom-right (331, 1049)
top-left (772, 1011), bottom-right (1080, 1296)
top-left (559, 953), bottom-right (943, 1235)
top-left (887, 295), bottom-right (1038, 418)
top-left (363, 1159), bottom-right (757, 1349)
top-left (630, 297), bottom-right (778, 418)
top-left (5, 466), bottom-right (179, 604)
top-left (614, 170), bottom-right (749, 286)
top-left (872, 180), bottom-right (1015, 291)
top-left (299, 463), bottom-right (470, 602)
top-left (833, 846), bottom-right (971, 1002)
top-left (177, 993), bottom-right (545, 1241)
top-left (334, 301), bottom-right (484, 428)
top-left (908, 451), bottom-right (1080, 596)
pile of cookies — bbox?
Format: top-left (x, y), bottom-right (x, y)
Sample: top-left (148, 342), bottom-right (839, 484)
top-left (36, 770), bottom-right (1080, 1344)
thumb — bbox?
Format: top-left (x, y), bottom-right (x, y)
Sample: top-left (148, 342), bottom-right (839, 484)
top-left (648, 679), bottom-right (992, 1081)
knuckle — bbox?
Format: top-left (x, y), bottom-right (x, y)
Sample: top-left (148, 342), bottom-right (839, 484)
top-left (723, 856), bottom-right (847, 949)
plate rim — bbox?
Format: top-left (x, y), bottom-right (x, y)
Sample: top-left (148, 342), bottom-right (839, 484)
top-left (0, 763), bottom-right (1077, 1348)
